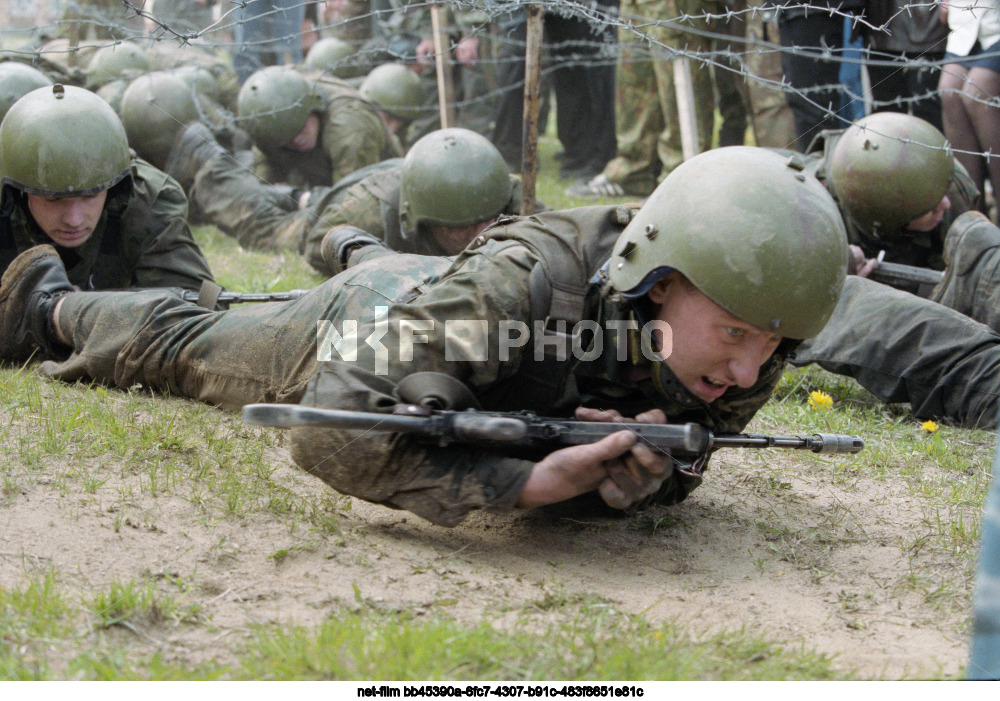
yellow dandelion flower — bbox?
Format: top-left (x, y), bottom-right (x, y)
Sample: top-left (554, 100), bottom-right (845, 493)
top-left (808, 390), bottom-right (833, 411)
top-left (921, 420), bottom-right (939, 433)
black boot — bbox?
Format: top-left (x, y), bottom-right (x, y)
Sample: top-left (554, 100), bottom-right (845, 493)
top-left (164, 122), bottom-right (228, 192)
top-left (0, 245), bottom-right (75, 362)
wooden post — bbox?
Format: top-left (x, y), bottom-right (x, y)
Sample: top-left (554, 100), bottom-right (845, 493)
top-left (520, 4), bottom-right (544, 216)
top-left (672, 56), bottom-right (700, 161)
top-left (431, 4), bottom-right (456, 128)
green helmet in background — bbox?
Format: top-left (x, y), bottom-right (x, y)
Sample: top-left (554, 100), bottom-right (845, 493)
top-left (305, 37), bottom-right (359, 79)
top-left (237, 66), bottom-right (323, 150)
top-left (399, 128), bottom-right (512, 238)
top-left (360, 63), bottom-right (422, 123)
top-left (170, 64), bottom-right (222, 103)
top-left (0, 62), bottom-right (54, 123)
top-left (0, 84), bottom-right (132, 198)
top-left (85, 42), bottom-right (150, 90)
top-left (609, 146), bottom-right (848, 340)
top-left (121, 72), bottom-right (198, 167)
top-left (95, 78), bottom-right (128, 113)
top-left (830, 112), bottom-right (954, 238)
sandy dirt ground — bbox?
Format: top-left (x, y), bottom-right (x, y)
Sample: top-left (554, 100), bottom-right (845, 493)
top-left (0, 411), bottom-right (975, 679)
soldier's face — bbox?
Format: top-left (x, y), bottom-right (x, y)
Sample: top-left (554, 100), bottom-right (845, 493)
top-left (26, 191), bottom-right (108, 249)
top-left (427, 219), bottom-right (495, 255)
top-left (647, 275), bottom-right (782, 403)
top-left (906, 194), bottom-right (951, 233)
top-left (286, 113), bottom-right (321, 152)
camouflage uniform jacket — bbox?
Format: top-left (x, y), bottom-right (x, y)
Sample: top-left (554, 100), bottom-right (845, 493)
top-left (290, 205), bottom-right (786, 526)
top-left (803, 130), bottom-right (982, 269)
top-left (0, 156), bottom-right (216, 291)
top-left (251, 73), bottom-right (404, 189)
top-left (303, 166), bottom-right (527, 276)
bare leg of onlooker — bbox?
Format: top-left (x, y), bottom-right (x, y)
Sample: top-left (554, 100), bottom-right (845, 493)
top-left (940, 63), bottom-right (984, 192)
top-left (961, 66), bottom-right (1000, 203)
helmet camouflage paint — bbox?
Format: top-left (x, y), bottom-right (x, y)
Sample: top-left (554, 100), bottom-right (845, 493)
top-left (399, 128), bottom-right (512, 238)
top-left (0, 84), bottom-right (132, 198)
top-left (830, 112), bottom-right (954, 237)
top-left (360, 62), bottom-right (422, 122)
top-left (608, 146), bottom-right (848, 340)
top-left (237, 66), bottom-right (323, 150)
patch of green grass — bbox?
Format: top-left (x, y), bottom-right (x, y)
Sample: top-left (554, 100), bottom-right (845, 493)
top-left (87, 579), bottom-right (204, 630)
top-left (193, 225), bottom-right (325, 294)
top-left (237, 601), bottom-right (843, 681)
top-left (0, 572), bottom-right (73, 679)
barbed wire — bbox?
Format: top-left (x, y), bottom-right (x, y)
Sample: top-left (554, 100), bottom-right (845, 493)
top-left (2, 0), bottom-right (997, 163)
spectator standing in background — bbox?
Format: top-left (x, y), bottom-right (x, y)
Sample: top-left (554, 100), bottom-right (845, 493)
top-left (232, 0), bottom-right (308, 83)
top-left (862, 0), bottom-right (948, 130)
top-left (939, 0), bottom-right (1000, 211)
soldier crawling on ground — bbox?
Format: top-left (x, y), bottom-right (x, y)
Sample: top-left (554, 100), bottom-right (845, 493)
top-left (0, 84), bottom-right (217, 309)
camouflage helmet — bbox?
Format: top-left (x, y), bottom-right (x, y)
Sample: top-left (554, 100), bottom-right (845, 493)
top-left (237, 66), bottom-right (323, 150)
top-left (0, 62), bottom-right (54, 123)
top-left (121, 72), bottom-right (198, 167)
top-left (609, 147), bottom-right (848, 340)
top-left (305, 37), bottom-right (358, 79)
top-left (85, 42), bottom-right (150, 90)
top-left (0, 84), bottom-right (132, 198)
top-left (399, 128), bottom-right (512, 238)
top-left (360, 63), bottom-right (422, 122)
top-left (830, 112), bottom-right (954, 238)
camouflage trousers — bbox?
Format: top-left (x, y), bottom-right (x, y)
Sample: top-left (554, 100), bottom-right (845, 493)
top-left (792, 276), bottom-right (1000, 429)
top-left (189, 152), bottom-right (337, 254)
top-left (741, 6), bottom-right (795, 149)
top-left (603, 0), bottom-right (716, 195)
top-left (42, 255), bottom-right (452, 411)
top-left (927, 211), bottom-right (1000, 334)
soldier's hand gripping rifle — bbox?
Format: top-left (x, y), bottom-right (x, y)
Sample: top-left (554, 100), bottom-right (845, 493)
top-left (241, 403), bottom-right (864, 458)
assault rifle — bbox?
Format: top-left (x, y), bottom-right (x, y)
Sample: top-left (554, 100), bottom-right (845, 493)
top-left (867, 260), bottom-right (943, 289)
top-left (241, 404), bottom-right (864, 457)
top-left (178, 289), bottom-right (310, 305)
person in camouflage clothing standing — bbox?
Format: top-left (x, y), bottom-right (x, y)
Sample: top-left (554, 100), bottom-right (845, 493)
top-left (0, 147), bottom-right (850, 523)
top-left (568, 0), bottom-right (718, 198)
top-left (0, 85), bottom-right (216, 321)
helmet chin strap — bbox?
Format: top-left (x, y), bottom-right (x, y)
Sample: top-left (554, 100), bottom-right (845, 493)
top-left (626, 307), bottom-right (706, 408)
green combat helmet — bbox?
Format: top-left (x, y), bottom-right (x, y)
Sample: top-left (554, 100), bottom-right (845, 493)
top-left (609, 146), bottom-right (848, 341)
top-left (830, 112), bottom-right (954, 238)
top-left (0, 62), bottom-right (54, 123)
top-left (237, 66), bottom-right (323, 150)
top-left (399, 128), bottom-right (512, 238)
top-left (305, 37), bottom-right (360, 79)
top-left (0, 84), bottom-right (132, 199)
top-left (360, 63), bottom-right (422, 123)
top-left (85, 42), bottom-right (150, 90)
top-left (121, 72), bottom-right (198, 167)
top-left (170, 64), bottom-right (222, 103)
